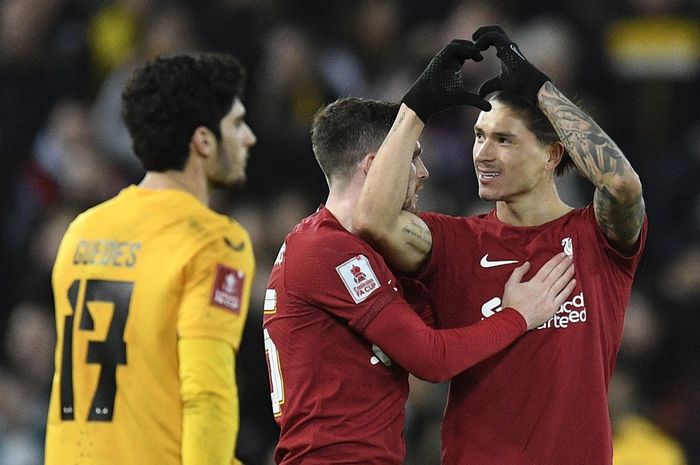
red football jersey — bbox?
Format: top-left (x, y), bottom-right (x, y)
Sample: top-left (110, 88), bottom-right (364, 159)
top-left (263, 207), bottom-right (413, 465)
top-left (414, 205), bottom-right (647, 465)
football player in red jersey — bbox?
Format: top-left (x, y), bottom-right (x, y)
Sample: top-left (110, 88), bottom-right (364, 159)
top-left (262, 39), bottom-right (578, 465)
top-left (355, 26), bottom-right (647, 465)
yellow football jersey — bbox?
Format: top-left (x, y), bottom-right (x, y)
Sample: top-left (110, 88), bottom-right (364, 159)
top-left (613, 416), bottom-right (687, 465)
top-left (45, 186), bottom-right (254, 465)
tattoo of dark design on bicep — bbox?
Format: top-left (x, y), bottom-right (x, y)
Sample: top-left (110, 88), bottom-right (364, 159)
top-left (401, 218), bottom-right (431, 252)
top-left (594, 186), bottom-right (645, 247)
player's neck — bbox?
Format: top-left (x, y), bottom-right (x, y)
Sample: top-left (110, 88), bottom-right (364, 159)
top-left (325, 183), bottom-right (361, 233)
top-left (139, 170), bottom-right (210, 206)
top-left (495, 186), bottom-right (572, 227)
top-left (139, 152), bottom-right (211, 205)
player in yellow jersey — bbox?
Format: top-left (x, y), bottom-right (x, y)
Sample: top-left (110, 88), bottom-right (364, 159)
top-left (45, 53), bottom-right (257, 465)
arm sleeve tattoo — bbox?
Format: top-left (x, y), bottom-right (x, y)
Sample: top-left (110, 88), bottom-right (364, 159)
top-left (538, 82), bottom-right (645, 249)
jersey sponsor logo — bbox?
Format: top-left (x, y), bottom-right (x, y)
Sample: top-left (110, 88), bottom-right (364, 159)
top-left (481, 291), bottom-right (587, 330)
top-left (481, 296), bottom-right (502, 318)
top-left (210, 264), bottom-right (245, 313)
top-left (336, 255), bottom-right (381, 303)
top-left (536, 291), bottom-right (586, 330)
top-left (480, 254), bottom-right (519, 268)
top-left (561, 237), bottom-right (573, 256)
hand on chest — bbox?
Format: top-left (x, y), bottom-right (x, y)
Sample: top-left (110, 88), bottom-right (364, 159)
top-left (470, 233), bottom-right (580, 324)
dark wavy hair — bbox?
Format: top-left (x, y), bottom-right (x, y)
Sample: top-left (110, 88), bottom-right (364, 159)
top-left (311, 97), bottom-right (399, 185)
top-left (487, 91), bottom-right (575, 176)
top-left (121, 52), bottom-right (246, 172)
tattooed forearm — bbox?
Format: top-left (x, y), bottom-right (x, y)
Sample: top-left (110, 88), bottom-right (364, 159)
top-left (383, 111), bottom-right (406, 144)
top-left (539, 82), bottom-right (629, 182)
top-left (538, 82), bottom-right (645, 250)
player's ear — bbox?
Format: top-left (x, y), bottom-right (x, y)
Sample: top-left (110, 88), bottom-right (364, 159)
top-left (361, 153), bottom-right (376, 175)
top-left (545, 142), bottom-right (565, 172)
top-left (191, 126), bottom-right (217, 160)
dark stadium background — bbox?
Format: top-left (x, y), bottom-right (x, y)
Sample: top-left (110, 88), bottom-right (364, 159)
top-left (0, 0), bottom-right (698, 463)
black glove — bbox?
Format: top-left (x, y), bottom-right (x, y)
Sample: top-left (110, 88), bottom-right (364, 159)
top-left (472, 25), bottom-right (550, 103)
top-left (402, 39), bottom-right (491, 123)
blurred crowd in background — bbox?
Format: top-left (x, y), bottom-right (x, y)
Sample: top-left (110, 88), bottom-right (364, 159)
top-left (0, 0), bottom-right (698, 463)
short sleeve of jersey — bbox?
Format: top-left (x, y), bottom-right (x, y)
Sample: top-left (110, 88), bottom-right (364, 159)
top-left (414, 211), bottom-right (454, 282)
top-left (584, 204), bottom-right (649, 276)
top-left (284, 231), bottom-right (399, 332)
top-left (178, 228), bottom-right (254, 349)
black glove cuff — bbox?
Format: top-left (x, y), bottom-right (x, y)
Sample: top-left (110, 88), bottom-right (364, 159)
top-left (522, 71), bottom-right (550, 104)
top-left (401, 93), bottom-right (432, 124)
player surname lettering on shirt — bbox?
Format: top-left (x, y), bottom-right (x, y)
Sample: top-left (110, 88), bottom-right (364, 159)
top-left (72, 239), bottom-right (141, 267)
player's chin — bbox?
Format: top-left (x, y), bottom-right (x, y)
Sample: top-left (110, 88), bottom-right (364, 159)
top-left (210, 172), bottom-right (246, 189)
top-left (477, 186), bottom-right (498, 201)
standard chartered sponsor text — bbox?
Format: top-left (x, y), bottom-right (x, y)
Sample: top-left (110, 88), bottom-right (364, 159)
top-left (536, 292), bottom-right (586, 330)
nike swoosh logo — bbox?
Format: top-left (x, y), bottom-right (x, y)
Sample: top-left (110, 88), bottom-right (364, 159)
top-left (480, 254), bottom-right (518, 268)
top-left (510, 43), bottom-right (526, 61)
top-left (224, 237), bottom-right (245, 252)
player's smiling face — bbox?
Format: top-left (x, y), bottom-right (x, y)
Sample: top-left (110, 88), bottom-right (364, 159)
top-left (402, 141), bottom-right (428, 214)
top-left (472, 100), bottom-right (553, 203)
top-left (208, 98), bottom-right (257, 188)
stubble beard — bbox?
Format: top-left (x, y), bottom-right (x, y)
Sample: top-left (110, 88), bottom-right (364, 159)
top-left (208, 174), bottom-right (245, 190)
top-left (209, 146), bottom-right (246, 189)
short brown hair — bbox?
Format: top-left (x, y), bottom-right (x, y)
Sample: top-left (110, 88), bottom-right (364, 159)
top-left (311, 97), bottom-right (400, 184)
